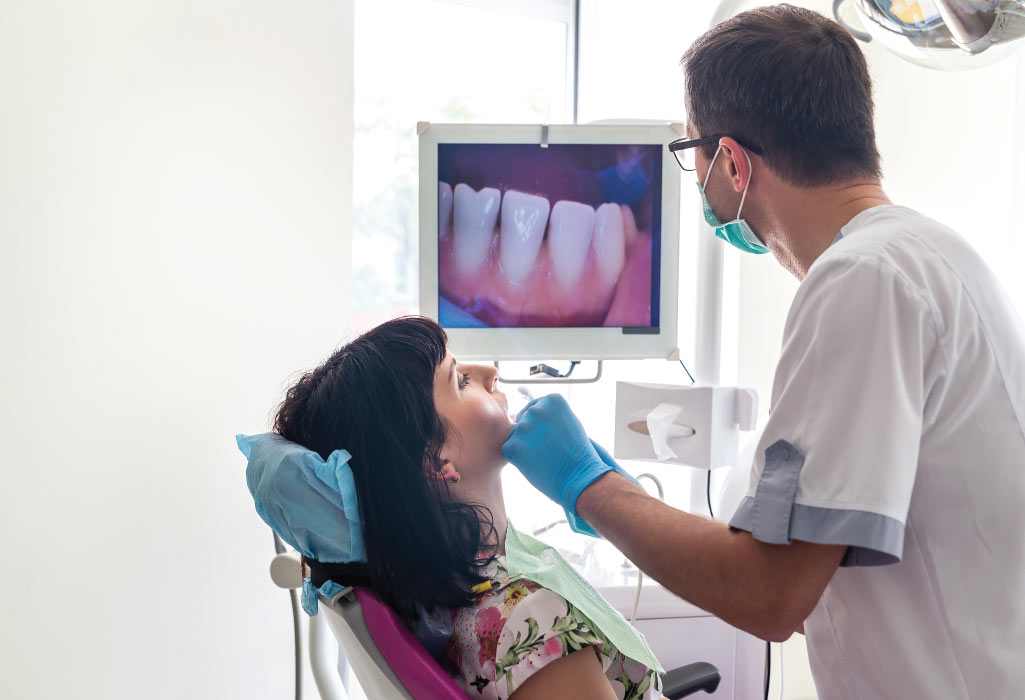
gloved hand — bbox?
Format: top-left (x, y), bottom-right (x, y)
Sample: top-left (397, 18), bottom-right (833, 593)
top-left (502, 394), bottom-right (635, 536)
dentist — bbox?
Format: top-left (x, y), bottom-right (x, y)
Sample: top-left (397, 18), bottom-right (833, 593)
top-left (503, 5), bottom-right (1025, 699)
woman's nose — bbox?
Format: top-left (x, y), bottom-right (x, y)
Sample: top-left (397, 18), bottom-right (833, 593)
top-left (478, 364), bottom-right (499, 391)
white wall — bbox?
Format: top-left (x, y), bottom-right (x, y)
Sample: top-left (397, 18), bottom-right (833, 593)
top-left (0, 3), bottom-right (353, 698)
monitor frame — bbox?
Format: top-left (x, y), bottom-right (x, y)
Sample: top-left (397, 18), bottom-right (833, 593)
top-left (418, 122), bottom-right (682, 360)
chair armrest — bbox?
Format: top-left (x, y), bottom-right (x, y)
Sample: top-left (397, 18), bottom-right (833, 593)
top-left (662, 661), bottom-right (721, 699)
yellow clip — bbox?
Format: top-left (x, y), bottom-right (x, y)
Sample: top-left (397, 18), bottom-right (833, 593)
top-left (471, 580), bottom-right (493, 595)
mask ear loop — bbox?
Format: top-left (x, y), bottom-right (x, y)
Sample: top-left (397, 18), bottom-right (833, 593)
top-left (735, 147), bottom-right (752, 220)
top-left (702, 144), bottom-right (723, 190)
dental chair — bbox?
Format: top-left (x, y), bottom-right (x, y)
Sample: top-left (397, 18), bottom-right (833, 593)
top-left (270, 547), bottom-right (720, 699)
top-left (312, 583), bottom-right (722, 699)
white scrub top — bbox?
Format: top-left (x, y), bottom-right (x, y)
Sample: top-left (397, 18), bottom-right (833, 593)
top-left (729, 205), bottom-right (1025, 699)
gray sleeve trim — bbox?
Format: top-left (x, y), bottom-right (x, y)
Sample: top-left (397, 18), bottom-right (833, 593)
top-left (730, 496), bottom-right (905, 567)
top-left (748, 440), bottom-right (805, 545)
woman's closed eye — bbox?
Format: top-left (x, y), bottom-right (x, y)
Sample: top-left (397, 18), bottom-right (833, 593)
top-left (459, 372), bottom-right (470, 389)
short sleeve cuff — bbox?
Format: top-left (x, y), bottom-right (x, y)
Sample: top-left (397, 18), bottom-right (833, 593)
top-left (729, 496), bottom-right (905, 566)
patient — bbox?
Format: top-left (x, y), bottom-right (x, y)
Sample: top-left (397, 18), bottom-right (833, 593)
top-left (268, 316), bottom-right (662, 699)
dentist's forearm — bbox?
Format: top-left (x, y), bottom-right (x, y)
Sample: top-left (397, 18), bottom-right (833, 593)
top-left (576, 472), bottom-right (844, 642)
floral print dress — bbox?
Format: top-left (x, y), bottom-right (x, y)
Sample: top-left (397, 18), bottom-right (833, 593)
top-left (443, 557), bottom-right (662, 699)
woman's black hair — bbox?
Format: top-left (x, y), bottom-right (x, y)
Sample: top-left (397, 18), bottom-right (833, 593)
top-left (273, 316), bottom-right (496, 623)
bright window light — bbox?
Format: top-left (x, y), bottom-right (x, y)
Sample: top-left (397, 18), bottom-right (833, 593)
top-left (351, 0), bottom-right (573, 331)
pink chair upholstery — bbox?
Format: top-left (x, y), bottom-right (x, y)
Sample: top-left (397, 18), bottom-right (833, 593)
top-left (333, 586), bottom-right (719, 699)
top-left (353, 587), bottom-right (469, 699)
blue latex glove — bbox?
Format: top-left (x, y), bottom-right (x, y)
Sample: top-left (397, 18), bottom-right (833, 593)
top-left (503, 394), bottom-right (636, 537)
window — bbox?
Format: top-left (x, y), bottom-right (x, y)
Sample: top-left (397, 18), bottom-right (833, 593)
top-left (351, 0), bottom-right (575, 331)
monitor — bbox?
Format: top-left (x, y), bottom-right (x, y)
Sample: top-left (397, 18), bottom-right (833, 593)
top-left (418, 122), bottom-right (681, 360)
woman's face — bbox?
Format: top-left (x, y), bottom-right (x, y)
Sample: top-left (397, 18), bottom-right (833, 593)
top-left (433, 350), bottom-right (512, 476)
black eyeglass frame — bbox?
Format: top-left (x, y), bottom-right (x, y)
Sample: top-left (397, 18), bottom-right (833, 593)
top-left (668, 135), bottom-right (764, 171)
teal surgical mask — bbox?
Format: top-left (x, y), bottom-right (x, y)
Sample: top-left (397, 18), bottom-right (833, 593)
top-left (697, 145), bottom-right (768, 255)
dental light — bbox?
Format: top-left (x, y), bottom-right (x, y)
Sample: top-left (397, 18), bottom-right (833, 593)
top-left (833, 0), bottom-right (1025, 70)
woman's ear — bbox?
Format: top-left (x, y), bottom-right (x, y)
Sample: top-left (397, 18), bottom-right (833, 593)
top-left (437, 436), bottom-right (459, 473)
top-left (434, 430), bottom-right (462, 482)
top-left (432, 458), bottom-right (460, 483)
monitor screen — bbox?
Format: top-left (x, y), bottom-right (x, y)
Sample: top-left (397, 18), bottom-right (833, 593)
top-left (436, 142), bottom-right (662, 330)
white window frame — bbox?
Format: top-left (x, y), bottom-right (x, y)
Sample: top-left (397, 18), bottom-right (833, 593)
top-left (437, 0), bottom-right (579, 122)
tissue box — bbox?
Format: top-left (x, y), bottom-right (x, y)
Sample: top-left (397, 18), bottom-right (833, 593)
top-left (614, 381), bottom-right (758, 470)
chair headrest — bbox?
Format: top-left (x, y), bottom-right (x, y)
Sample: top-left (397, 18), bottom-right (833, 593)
top-left (352, 588), bottom-right (469, 700)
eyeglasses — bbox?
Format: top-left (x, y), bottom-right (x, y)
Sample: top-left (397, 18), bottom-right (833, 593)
top-left (668, 134), bottom-right (764, 172)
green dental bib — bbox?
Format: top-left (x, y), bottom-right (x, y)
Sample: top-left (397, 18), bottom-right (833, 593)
top-left (502, 521), bottom-right (665, 674)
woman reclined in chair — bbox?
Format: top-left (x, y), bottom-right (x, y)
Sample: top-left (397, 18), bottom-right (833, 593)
top-left (246, 316), bottom-right (664, 699)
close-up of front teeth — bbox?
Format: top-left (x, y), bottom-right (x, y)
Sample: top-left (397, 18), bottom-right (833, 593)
top-left (548, 200), bottom-right (596, 289)
top-left (593, 203), bottom-right (626, 286)
top-left (453, 183), bottom-right (501, 276)
top-left (620, 204), bottom-right (639, 246)
top-left (500, 190), bottom-right (550, 285)
top-left (439, 181), bottom-right (453, 237)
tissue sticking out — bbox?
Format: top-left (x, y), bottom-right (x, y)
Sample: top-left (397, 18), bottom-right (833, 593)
top-left (636, 402), bottom-right (697, 462)
top-left (626, 421), bottom-right (696, 438)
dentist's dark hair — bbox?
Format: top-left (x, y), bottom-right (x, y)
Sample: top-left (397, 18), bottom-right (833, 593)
top-left (273, 315), bottom-right (496, 623)
top-left (682, 4), bottom-right (882, 186)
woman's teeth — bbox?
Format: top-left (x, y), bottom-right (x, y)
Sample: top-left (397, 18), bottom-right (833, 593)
top-left (443, 181), bottom-right (628, 288)
top-left (438, 182), bottom-right (454, 239)
top-left (593, 203), bottom-right (626, 287)
top-left (453, 183), bottom-right (501, 276)
top-left (548, 200), bottom-right (596, 289)
top-left (499, 190), bottom-right (549, 285)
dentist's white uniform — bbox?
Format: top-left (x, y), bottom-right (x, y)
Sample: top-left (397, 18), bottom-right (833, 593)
top-left (728, 206), bottom-right (1025, 699)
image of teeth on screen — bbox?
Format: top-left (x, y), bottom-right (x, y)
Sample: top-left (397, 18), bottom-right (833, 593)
top-left (437, 143), bottom-right (662, 329)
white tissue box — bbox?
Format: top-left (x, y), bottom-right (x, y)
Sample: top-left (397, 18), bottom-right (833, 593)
top-left (614, 381), bottom-right (758, 470)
